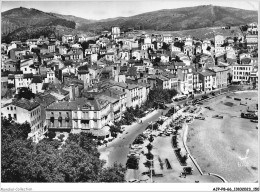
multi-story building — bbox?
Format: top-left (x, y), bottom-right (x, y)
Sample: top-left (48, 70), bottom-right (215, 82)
top-left (141, 43), bottom-right (155, 51)
top-left (246, 33), bottom-right (258, 51)
top-left (231, 63), bottom-right (253, 84)
top-left (29, 76), bottom-right (43, 94)
top-left (183, 45), bottom-right (194, 57)
top-left (97, 94), bottom-right (121, 121)
top-left (177, 67), bottom-right (194, 94)
top-left (198, 70), bottom-right (216, 92)
top-left (46, 94), bottom-right (112, 137)
top-left (20, 59), bottom-right (39, 75)
top-left (215, 35), bottom-right (225, 48)
top-left (2, 59), bottom-right (19, 72)
top-left (62, 35), bottom-right (75, 44)
top-left (156, 75), bottom-right (171, 90)
top-left (163, 34), bottom-right (173, 44)
top-left (110, 82), bottom-right (140, 108)
top-left (1, 98), bottom-right (45, 142)
top-left (192, 71), bottom-right (202, 93)
top-left (208, 67), bottom-right (228, 88)
top-left (103, 88), bottom-right (127, 113)
top-left (112, 27), bottom-right (120, 40)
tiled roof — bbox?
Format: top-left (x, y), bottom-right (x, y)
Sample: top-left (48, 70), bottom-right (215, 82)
top-left (208, 67), bottom-right (228, 72)
top-left (199, 70), bottom-right (216, 77)
top-left (174, 62), bottom-right (186, 66)
top-left (23, 73), bottom-right (34, 78)
top-left (127, 67), bottom-right (138, 76)
top-left (104, 88), bottom-right (126, 97)
top-left (31, 76), bottom-right (42, 84)
top-left (8, 74), bottom-right (15, 79)
top-left (97, 94), bottom-right (118, 104)
top-left (157, 75), bottom-right (169, 81)
top-left (106, 52), bottom-right (114, 55)
top-left (78, 70), bottom-right (89, 74)
top-left (112, 81), bottom-right (139, 90)
top-left (35, 93), bottom-right (56, 108)
top-left (4, 98), bottom-right (40, 111)
top-left (47, 97), bottom-right (109, 111)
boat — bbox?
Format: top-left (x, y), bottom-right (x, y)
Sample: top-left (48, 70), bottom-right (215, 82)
top-left (241, 112), bottom-right (258, 120)
top-left (195, 116), bottom-right (205, 120)
top-left (250, 119), bottom-right (258, 123)
top-left (212, 115), bottom-right (224, 119)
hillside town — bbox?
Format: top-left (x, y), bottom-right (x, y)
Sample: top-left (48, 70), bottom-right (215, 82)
top-left (1, 20), bottom-right (259, 184)
top-left (2, 23), bottom-right (258, 142)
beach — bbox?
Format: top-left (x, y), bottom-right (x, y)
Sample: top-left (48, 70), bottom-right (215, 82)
top-left (187, 91), bottom-right (258, 183)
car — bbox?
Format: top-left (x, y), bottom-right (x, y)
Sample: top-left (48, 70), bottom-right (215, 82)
top-left (128, 179), bottom-right (140, 183)
top-left (144, 111), bottom-right (149, 115)
top-left (131, 144), bottom-right (143, 149)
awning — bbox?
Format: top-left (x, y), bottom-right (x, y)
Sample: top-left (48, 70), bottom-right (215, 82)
top-left (83, 126), bottom-right (110, 137)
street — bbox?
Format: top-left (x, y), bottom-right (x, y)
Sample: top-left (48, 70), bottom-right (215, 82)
top-left (99, 107), bottom-right (172, 167)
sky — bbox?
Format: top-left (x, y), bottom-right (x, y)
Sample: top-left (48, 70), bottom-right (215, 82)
top-left (1, 0), bottom-right (259, 20)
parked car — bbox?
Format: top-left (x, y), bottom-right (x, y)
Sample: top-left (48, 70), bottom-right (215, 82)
top-left (202, 95), bottom-right (209, 99)
top-left (128, 179), bottom-right (140, 183)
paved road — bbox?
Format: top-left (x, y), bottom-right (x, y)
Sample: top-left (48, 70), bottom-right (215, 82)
top-left (99, 85), bottom-right (253, 167)
top-left (99, 107), bottom-right (172, 167)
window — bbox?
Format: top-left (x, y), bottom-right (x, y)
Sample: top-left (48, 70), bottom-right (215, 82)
top-left (7, 107), bottom-right (9, 110)
top-left (14, 114), bottom-right (17, 120)
top-left (11, 106), bottom-right (13, 110)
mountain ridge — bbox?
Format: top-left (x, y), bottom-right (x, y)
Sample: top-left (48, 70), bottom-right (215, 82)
top-left (77, 5), bottom-right (258, 32)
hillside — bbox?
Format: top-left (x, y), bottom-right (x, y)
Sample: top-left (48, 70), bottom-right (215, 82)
top-left (1, 25), bottom-right (96, 43)
top-left (142, 26), bottom-right (243, 40)
top-left (1, 7), bottom-right (76, 35)
top-left (49, 13), bottom-right (96, 28)
top-left (78, 5), bottom-right (258, 33)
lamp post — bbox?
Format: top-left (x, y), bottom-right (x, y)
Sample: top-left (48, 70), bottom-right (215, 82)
top-left (146, 158), bottom-right (154, 183)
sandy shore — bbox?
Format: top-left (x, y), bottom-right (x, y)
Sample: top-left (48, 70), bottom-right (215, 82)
top-left (187, 91), bottom-right (258, 183)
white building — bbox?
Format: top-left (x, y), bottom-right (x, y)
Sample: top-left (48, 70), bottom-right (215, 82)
top-left (215, 35), bottom-right (225, 48)
top-left (112, 27), bottom-right (121, 40)
top-left (231, 64), bottom-right (253, 83)
top-left (163, 34), bottom-right (173, 44)
top-left (1, 98), bottom-right (45, 143)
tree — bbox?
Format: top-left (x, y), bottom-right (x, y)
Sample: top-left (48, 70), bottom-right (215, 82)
top-left (118, 41), bottom-right (123, 48)
top-left (162, 42), bottom-right (169, 50)
top-left (152, 41), bottom-right (157, 50)
top-left (146, 151), bottom-right (154, 160)
top-left (146, 143), bottom-right (153, 151)
top-left (148, 135), bottom-right (154, 143)
top-left (109, 125), bottom-right (121, 137)
top-left (174, 41), bottom-right (184, 50)
top-left (241, 25), bottom-right (248, 31)
top-left (1, 117), bottom-right (31, 141)
top-left (99, 163), bottom-right (126, 182)
top-left (47, 131), bottom-right (56, 140)
top-left (58, 134), bottom-right (65, 142)
top-left (2, 121), bottom-right (126, 182)
top-left (81, 40), bottom-right (96, 56)
top-left (17, 87), bottom-right (35, 100)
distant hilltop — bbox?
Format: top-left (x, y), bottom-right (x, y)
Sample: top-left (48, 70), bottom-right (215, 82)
top-left (1, 5), bottom-right (258, 41)
top-left (77, 5), bottom-right (258, 33)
